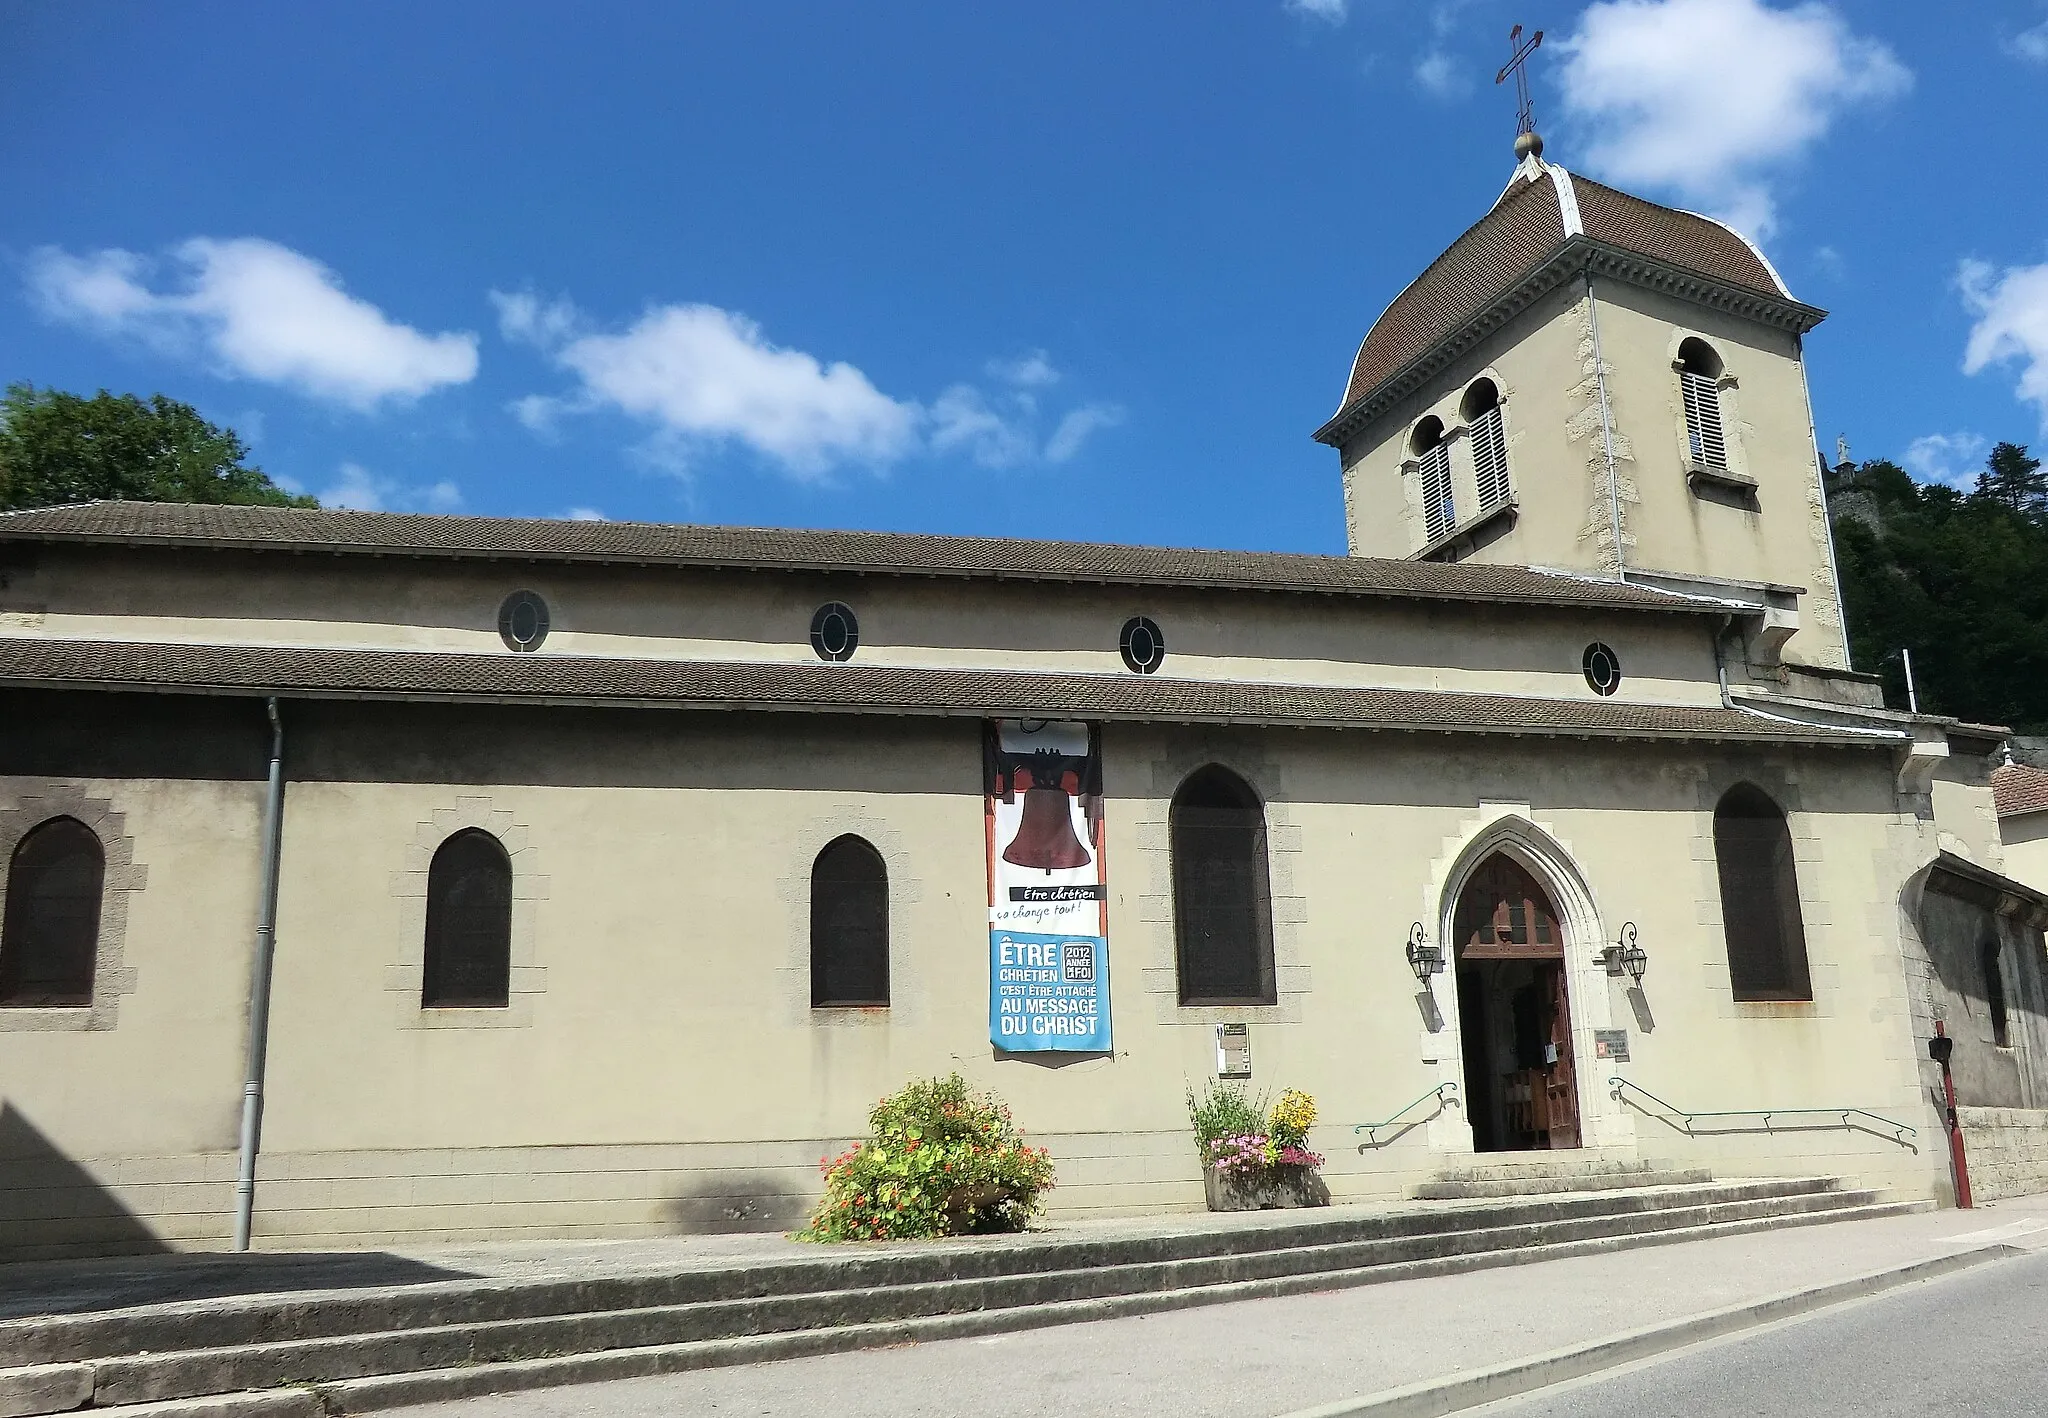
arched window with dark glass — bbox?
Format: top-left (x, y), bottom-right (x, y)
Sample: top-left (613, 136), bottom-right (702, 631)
top-left (1983, 940), bottom-right (2011, 1049)
top-left (422, 829), bottom-right (513, 1008)
top-left (1171, 766), bottom-right (1276, 1006)
top-left (1677, 338), bottom-right (1728, 472)
top-left (1713, 785), bottom-right (1812, 1001)
top-left (0, 817), bottom-right (105, 1007)
top-left (811, 835), bottom-right (889, 1007)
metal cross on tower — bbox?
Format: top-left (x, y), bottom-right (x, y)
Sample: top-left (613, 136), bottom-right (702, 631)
top-left (1496, 24), bottom-right (1544, 138)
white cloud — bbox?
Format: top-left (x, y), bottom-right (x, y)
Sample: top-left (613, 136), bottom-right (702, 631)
top-left (1414, 51), bottom-right (1466, 98)
top-left (1045, 404), bottom-right (1126, 464)
top-left (562, 507), bottom-right (607, 521)
top-left (1555, 0), bottom-right (1910, 239)
top-left (27, 239), bottom-right (478, 408)
top-left (315, 462), bottom-right (464, 512)
top-left (1286, 0), bottom-right (1347, 22)
top-left (1902, 432), bottom-right (1989, 488)
top-left (986, 350), bottom-right (1060, 389)
top-left (1961, 258), bottom-right (2048, 430)
top-left (2011, 16), bottom-right (2048, 62)
top-left (501, 293), bottom-right (1120, 478)
top-left (930, 384), bottom-right (1039, 469)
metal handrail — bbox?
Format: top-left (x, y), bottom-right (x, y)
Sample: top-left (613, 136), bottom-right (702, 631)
top-left (1609, 1076), bottom-right (1916, 1149)
top-left (1353, 1081), bottom-right (1460, 1149)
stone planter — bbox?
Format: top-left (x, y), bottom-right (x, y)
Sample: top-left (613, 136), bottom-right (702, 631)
top-left (1203, 1163), bottom-right (1331, 1212)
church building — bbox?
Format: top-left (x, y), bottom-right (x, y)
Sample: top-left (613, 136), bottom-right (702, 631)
top-left (4, 142), bottom-right (2045, 1256)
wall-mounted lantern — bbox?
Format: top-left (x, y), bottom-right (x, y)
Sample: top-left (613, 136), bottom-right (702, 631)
top-left (1601, 921), bottom-right (1648, 983)
top-left (1404, 922), bottom-right (1445, 984)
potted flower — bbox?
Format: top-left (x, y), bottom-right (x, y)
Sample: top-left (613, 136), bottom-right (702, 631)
top-left (1186, 1083), bottom-right (1330, 1211)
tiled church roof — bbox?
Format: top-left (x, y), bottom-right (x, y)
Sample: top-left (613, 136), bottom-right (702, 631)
top-left (1993, 761), bottom-right (2048, 818)
top-left (1325, 163), bottom-right (1818, 436)
top-left (0, 636), bottom-right (1901, 745)
top-left (0, 501), bottom-right (1724, 616)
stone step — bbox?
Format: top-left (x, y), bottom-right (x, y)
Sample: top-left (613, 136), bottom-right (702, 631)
top-left (1429, 1157), bottom-right (1672, 1182)
top-left (0, 1177), bottom-right (1846, 1367)
top-left (310, 1197), bottom-right (1933, 1414)
top-left (1414, 1167), bottom-right (1717, 1199)
top-left (0, 1183), bottom-right (1912, 1414)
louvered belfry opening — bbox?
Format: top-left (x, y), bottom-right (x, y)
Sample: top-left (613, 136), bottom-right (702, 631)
top-left (1713, 785), bottom-right (1813, 1001)
top-left (1462, 379), bottom-right (1512, 514)
top-left (1411, 416), bottom-right (1456, 544)
top-left (1678, 338), bottom-right (1729, 472)
top-left (1171, 766), bottom-right (1277, 1006)
top-left (0, 817), bottom-right (105, 1007)
top-left (421, 829), bottom-right (514, 1008)
top-left (811, 834), bottom-right (889, 1007)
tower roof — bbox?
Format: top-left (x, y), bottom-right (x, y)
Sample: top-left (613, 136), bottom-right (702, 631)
top-left (1316, 158), bottom-right (1821, 447)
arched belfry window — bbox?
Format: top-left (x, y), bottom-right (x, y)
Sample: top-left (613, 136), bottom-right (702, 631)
top-left (0, 817), bottom-right (105, 1007)
top-left (1983, 940), bottom-right (2011, 1049)
top-left (1171, 766), bottom-right (1276, 1006)
top-left (1677, 338), bottom-right (1729, 472)
top-left (1410, 416), bottom-right (1455, 544)
top-left (1712, 785), bottom-right (1812, 1001)
top-left (811, 835), bottom-right (889, 1007)
top-left (422, 829), bottom-right (513, 1008)
top-left (1461, 379), bottom-right (1512, 514)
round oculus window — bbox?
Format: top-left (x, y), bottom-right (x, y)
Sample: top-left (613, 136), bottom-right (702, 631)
top-left (1119, 616), bottom-right (1166, 674)
top-left (1582, 642), bottom-right (1622, 697)
top-left (810, 602), bottom-right (859, 662)
top-left (498, 590), bottom-right (550, 652)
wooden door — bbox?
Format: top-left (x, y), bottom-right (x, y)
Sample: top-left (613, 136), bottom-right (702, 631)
top-left (1541, 961), bottom-right (1581, 1149)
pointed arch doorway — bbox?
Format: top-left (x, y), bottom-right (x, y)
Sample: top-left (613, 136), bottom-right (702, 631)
top-left (1452, 854), bottom-right (1581, 1150)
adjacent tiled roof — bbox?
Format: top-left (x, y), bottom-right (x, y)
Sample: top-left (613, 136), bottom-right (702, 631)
top-left (0, 502), bottom-right (1721, 616)
top-left (1327, 164), bottom-right (1817, 432)
top-left (0, 636), bottom-right (1900, 745)
top-left (1993, 761), bottom-right (2048, 818)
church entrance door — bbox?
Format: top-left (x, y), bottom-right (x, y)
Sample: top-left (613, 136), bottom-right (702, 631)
top-left (1452, 855), bottom-right (1581, 1151)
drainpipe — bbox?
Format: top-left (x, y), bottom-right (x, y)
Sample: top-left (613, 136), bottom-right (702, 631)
top-left (1712, 614), bottom-right (1737, 709)
top-left (1583, 271), bottom-right (1625, 579)
top-left (233, 697), bottom-right (287, 1252)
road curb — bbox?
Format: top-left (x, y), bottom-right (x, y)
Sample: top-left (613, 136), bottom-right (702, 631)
top-left (1279, 1243), bottom-right (2023, 1418)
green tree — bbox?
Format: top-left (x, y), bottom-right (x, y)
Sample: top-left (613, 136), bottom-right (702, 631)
top-left (1973, 441), bottom-right (2046, 522)
top-left (0, 383), bottom-right (314, 512)
top-left (1833, 447), bottom-right (2048, 733)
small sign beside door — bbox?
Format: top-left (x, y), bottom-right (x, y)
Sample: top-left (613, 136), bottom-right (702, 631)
top-left (1215, 1023), bottom-right (1252, 1079)
top-left (1594, 1028), bottom-right (1630, 1062)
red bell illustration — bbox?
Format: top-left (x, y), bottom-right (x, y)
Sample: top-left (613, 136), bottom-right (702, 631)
top-left (1002, 759), bottom-right (1092, 871)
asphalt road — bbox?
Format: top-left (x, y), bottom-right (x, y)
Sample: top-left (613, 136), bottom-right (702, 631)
top-left (1478, 1247), bottom-right (2048, 1417)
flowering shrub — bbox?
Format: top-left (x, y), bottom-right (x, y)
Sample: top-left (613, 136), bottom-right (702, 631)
top-left (795, 1074), bottom-right (1056, 1242)
top-left (1191, 1085), bottom-right (1325, 1177)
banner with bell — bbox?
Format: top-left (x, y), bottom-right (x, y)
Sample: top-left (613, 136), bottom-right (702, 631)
top-left (984, 719), bottom-right (1113, 1053)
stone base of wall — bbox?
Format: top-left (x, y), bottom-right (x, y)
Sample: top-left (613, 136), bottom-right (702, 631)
top-left (1957, 1107), bottom-right (2048, 1202)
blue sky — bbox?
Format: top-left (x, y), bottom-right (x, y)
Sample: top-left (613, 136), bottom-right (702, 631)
top-left (5, 1), bottom-right (2046, 552)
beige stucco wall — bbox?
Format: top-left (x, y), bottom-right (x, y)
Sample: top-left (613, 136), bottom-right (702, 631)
top-left (1338, 276), bottom-right (1847, 670)
top-left (0, 701), bottom-right (1950, 1255)
top-left (2002, 813), bottom-right (2048, 895)
top-left (0, 545), bottom-right (1729, 709)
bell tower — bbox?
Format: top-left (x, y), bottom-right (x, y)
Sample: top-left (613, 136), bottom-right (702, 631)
top-left (1315, 136), bottom-right (1848, 673)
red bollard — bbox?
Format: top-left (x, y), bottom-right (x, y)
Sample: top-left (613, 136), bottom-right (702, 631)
top-left (1930, 1022), bottom-right (1973, 1209)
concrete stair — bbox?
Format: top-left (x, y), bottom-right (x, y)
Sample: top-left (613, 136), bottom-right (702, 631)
top-left (0, 1175), bottom-right (1930, 1416)
top-left (1413, 1157), bottom-right (1716, 1199)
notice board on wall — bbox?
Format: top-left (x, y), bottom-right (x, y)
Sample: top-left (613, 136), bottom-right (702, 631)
top-left (985, 720), bottom-right (1113, 1053)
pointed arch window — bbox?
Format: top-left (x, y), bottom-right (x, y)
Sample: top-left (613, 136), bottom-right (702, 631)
top-left (1713, 785), bottom-right (1812, 1001)
top-left (0, 818), bottom-right (105, 1007)
top-left (422, 829), bottom-right (513, 1008)
top-left (1678, 339), bottom-right (1729, 473)
top-left (1454, 854), bottom-right (1561, 956)
top-left (1411, 417), bottom-right (1455, 544)
top-left (1171, 766), bottom-right (1276, 1006)
top-left (811, 835), bottom-right (889, 1006)
top-left (1462, 379), bottom-right (1512, 514)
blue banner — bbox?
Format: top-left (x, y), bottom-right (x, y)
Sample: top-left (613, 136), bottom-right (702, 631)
top-left (990, 929), bottom-right (1113, 1052)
